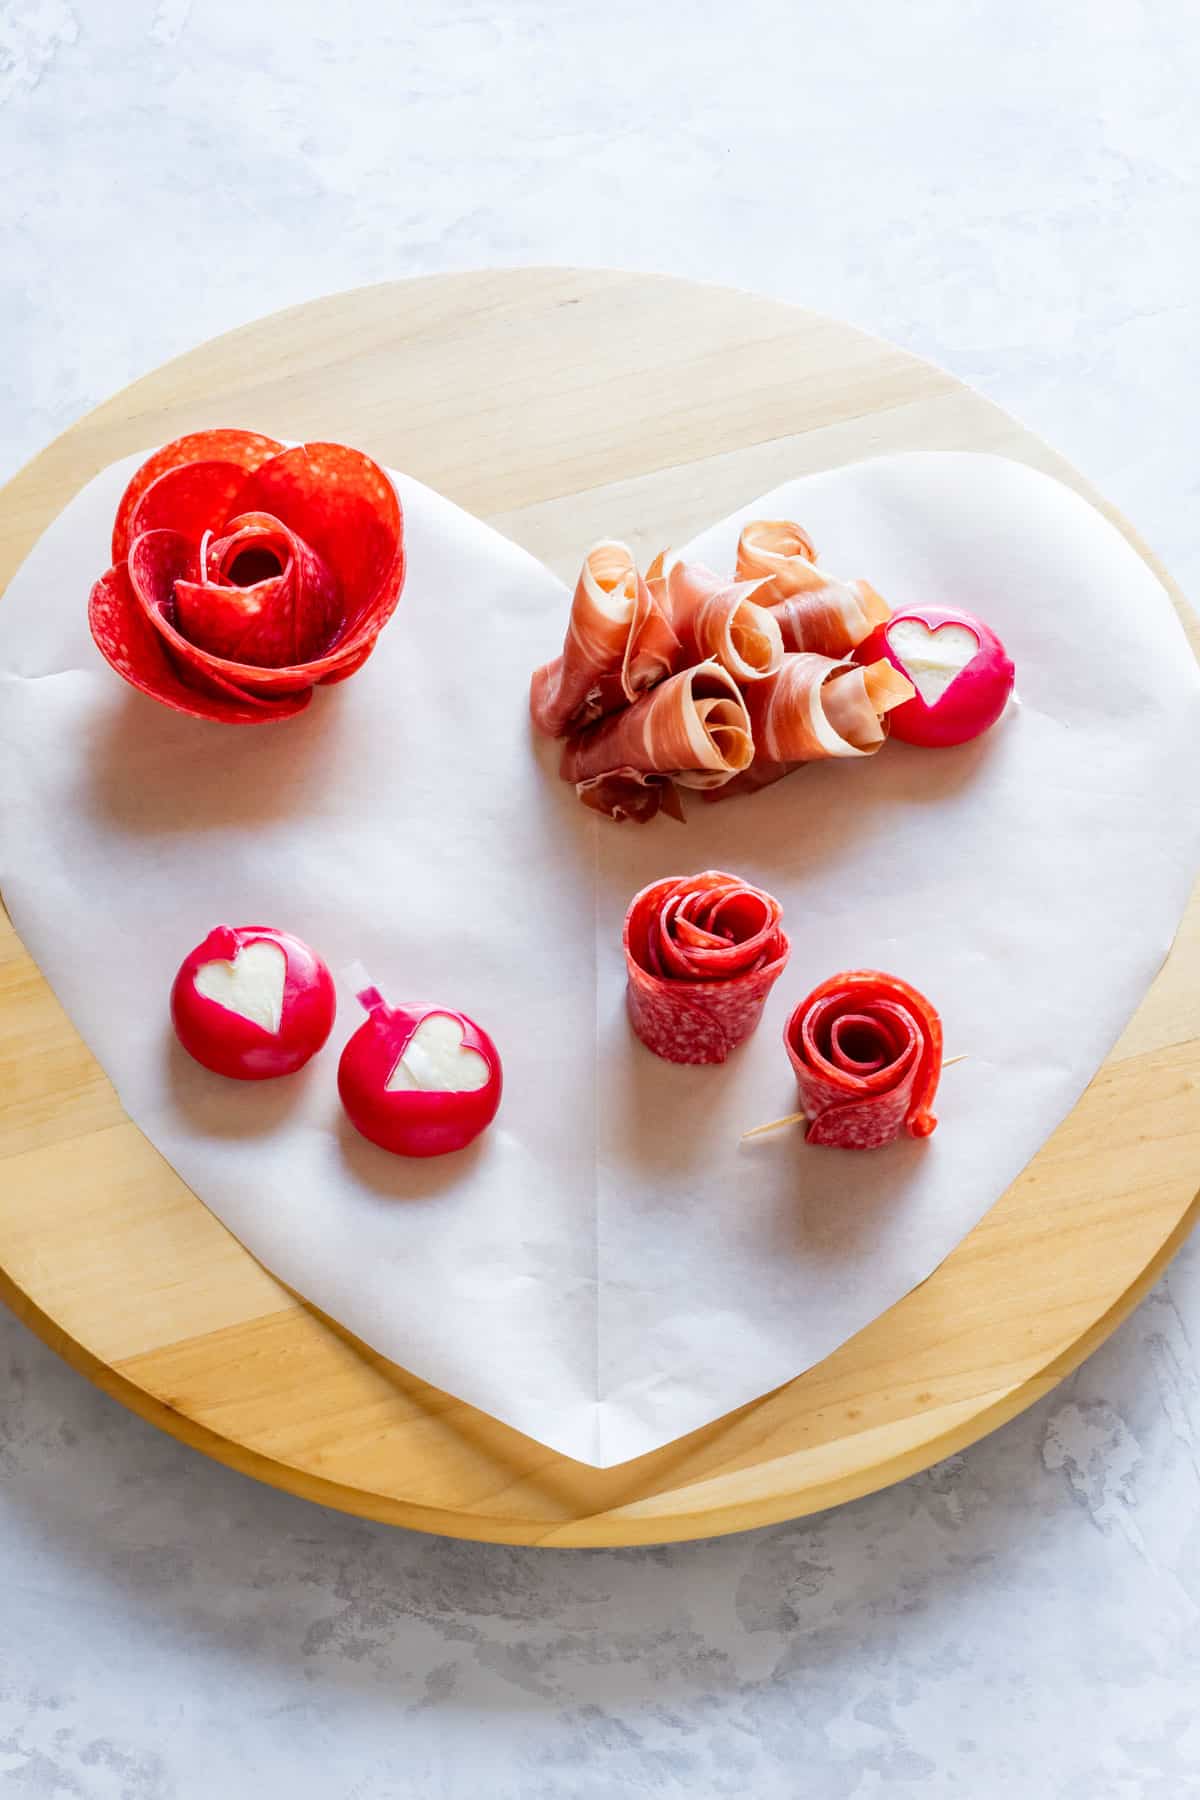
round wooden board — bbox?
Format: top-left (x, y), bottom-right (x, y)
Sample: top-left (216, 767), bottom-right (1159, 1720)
top-left (1, 271), bottom-right (1197, 1547)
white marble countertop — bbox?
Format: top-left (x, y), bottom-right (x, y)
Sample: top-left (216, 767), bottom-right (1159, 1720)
top-left (3, 3), bottom-right (1199, 1794)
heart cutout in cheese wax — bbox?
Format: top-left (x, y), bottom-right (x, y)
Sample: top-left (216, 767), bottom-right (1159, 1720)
top-left (386, 1013), bottom-right (490, 1093)
top-left (193, 939), bottom-right (287, 1034)
top-left (887, 617), bottom-right (980, 706)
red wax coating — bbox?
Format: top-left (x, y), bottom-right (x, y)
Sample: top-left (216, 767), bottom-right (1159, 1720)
top-left (171, 925), bottom-right (336, 1080)
top-left (338, 989), bottom-right (503, 1159)
top-left (624, 870), bottom-right (790, 1064)
top-left (854, 604), bottom-right (1014, 747)
top-left (90, 430), bottom-right (405, 724)
top-left (784, 969), bottom-right (943, 1149)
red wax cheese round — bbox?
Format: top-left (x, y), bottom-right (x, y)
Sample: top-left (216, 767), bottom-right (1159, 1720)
top-left (854, 605), bottom-right (1014, 747)
top-left (338, 989), bottom-right (503, 1158)
top-left (171, 925), bottom-right (336, 1080)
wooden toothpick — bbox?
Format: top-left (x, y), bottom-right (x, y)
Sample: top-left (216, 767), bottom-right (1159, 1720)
top-left (740, 1110), bottom-right (806, 1141)
top-left (740, 1055), bottom-right (968, 1142)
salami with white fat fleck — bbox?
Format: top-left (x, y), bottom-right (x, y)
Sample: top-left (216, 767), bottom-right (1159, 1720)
top-left (784, 970), bottom-right (943, 1149)
top-left (624, 871), bottom-right (790, 1064)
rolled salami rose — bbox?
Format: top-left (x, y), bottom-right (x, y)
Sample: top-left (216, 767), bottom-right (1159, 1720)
top-left (784, 970), bottom-right (943, 1149)
top-left (561, 659), bottom-right (755, 822)
top-left (89, 431), bottom-right (406, 723)
top-left (736, 520), bottom-right (889, 657)
top-left (530, 541), bottom-right (678, 737)
top-left (624, 870), bottom-right (790, 1064)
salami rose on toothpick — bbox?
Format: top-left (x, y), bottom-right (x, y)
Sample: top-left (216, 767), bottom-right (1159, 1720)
top-left (171, 925), bottom-right (336, 1079)
top-left (854, 605), bottom-right (1014, 747)
top-left (338, 988), bottom-right (503, 1158)
top-left (784, 970), bottom-right (943, 1149)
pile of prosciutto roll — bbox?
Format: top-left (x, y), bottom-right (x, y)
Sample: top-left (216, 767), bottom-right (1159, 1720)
top-left (530, 522), bottom-right (915, 822)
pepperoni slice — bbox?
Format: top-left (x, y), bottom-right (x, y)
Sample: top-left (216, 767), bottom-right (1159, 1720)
top-left (230, 442), bottom-right (404, 648)
top-left (623, 870), bottom-right (790, 1064)
top-left (172, 513), bottom-right (341, 668)
top-left (88, 565), bottom-right (310, 724)
top-left (121, 460), bottom-right (275, 561)
top-left (112, 430), bottom-right (283, 563)
top-left (784, 970), bottom-right (943, 1149)
top-left (124, 532), bottom-right (311, 698)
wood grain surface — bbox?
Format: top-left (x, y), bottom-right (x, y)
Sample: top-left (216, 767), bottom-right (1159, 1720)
top-left (0, 269), bottom-right (1196, 1546)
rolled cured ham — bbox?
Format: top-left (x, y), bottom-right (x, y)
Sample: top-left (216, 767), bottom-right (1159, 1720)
top-left (736, 520), bottom-right (889, 658)
top-left (711, 653), bottom-right (915, 797)
top-left (530, 541), bottom-right (678, 737)
top-left (645, 548), bottom-right (673, 617)
top-left (784, 970), bottom-right (943, 1148)
top-left (665, 559), bottom-right (783, 683)
top-left (561, 660), bottom-right (754, 822)
top-left (624, 871), bottom-right (790, 1064)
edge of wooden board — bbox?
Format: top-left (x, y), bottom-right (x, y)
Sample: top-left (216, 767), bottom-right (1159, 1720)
top-left (1, 1187), bottom-right (1195, 1547)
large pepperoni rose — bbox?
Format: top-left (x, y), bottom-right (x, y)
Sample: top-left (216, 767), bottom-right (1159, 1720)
top-left (784, 969), bottom-right (943, 1149)
top-left (88, 429), bottom-right (405, 723)
top-left (623, 869), bottom-right (790, 1064)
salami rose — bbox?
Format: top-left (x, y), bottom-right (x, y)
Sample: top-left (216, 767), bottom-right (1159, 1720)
top-left (784, 970), bottom-right (943, 1149)
top-left (89, 430), bottom-right (405, 723)
top-left (624, 870), bottom-right (790, 1064)
top-left (171, 925), bottom-right (336, 1080)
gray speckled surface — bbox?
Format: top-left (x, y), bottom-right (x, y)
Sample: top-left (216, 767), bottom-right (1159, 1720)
top-left (2, 3), bottom-right (1199, 1793)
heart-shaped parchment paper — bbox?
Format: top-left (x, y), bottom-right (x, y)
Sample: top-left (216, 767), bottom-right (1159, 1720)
top-left (0, 452), bottom-right (1197, 1466)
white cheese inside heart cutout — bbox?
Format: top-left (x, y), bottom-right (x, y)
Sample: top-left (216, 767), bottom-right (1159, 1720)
top-left (193, 939), bottom-right (287, 1034)
top-left (386, 1013), bottom-right (489, 1093)
top-left (887, 617), bottom-right (979, 705)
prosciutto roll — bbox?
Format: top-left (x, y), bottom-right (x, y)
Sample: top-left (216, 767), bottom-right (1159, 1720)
top-left (784, 970), bottom-right (943, 1148)
top-left (736, 520), bottom-right (889, 657)
top-left (561, 660), bottom-right (754, 822)
top-left (665, 559), bottom-right (783, 682)
top-left (712, 653), bottom-right (914, 797)
top-left (530, 541), bottom-right (678, 737)
top-left (624, 871), bottom-right (790, 1064)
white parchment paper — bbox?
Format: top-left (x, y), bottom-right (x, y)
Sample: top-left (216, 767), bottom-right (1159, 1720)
top-left (0, 452), bottom-right (1196, 1466)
